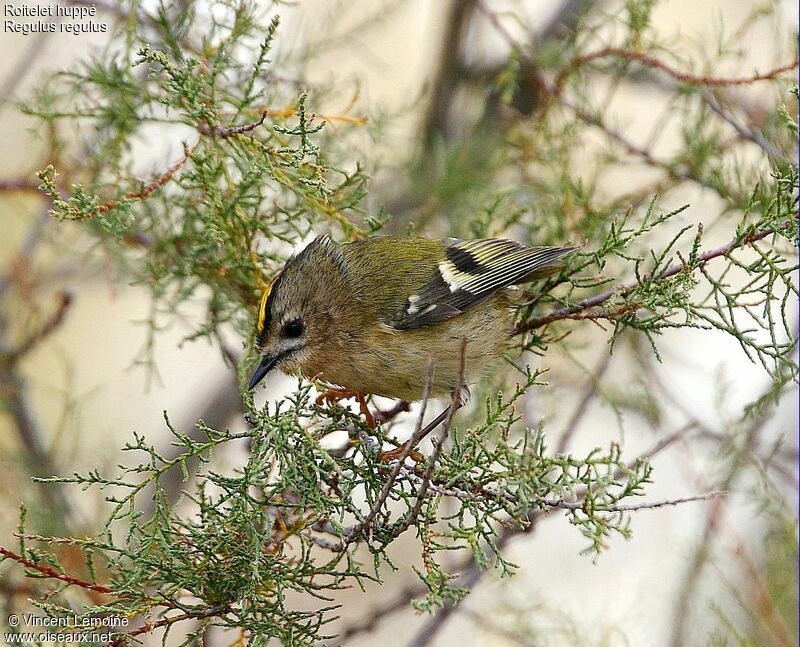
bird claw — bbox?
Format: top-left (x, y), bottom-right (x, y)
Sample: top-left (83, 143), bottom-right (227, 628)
top-left (315, 388), bottom-right (376, 429)
top-left (379, 442), bottom-right (424, 463)
top-left (314, 387), bottom-right (354, 406)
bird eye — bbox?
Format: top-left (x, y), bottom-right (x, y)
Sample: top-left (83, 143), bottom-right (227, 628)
top-left (282, 319), bottom-right (304, 338)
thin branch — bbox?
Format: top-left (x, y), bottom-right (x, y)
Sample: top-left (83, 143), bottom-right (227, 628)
top-left (555, 351), bottom-right (613, 453)
top-left (556, 47), bottom-right (798, 89)
top-left (3, 290), bottom-right (73, 366)
top-left (335, 410), bottom-right (696, 645)
top-left (516, 226), bottom-right (784, 333)
top-left (346, 359), bottom-right (439, 546)
top-left (403, 416), bottom-right (701, 647)
top-left (0, 179), bottom-right (50, 194)
top-left (557, 93), bottom-right (718, 192)
top-left (639, 421), bottom-right (698, 461)
top-left (392, 347), bottom-right (466, 536)
top-left (332, 586), bottom-right (426, 645)
top-left (197, 111), bottom-right (268, 138)
top-left (421, 0), bottom-right (477, 148)
top-left (0, 546), bottom-right (113, 594)
top-left (702, 90), bottom-right (789, 162)
top-left (373, 399), bottom-right (411, 424)
top-left (475, 1), bottom-right (791, 199)
top-left (393, 465), bottom-right (723, 514)
top-left (0, 290), bottom-right (75, 530)
top-left (406, 551), bottom-right (488, 647)
top-left (0, 365), bottom-right (80, 529)
top-left (669, 369), bottom-right (795, 646)
top-left (316, 347), bottom-right (469, 551)
top-left (95, 147), bottom-right (190, 215)
top-left (40, 147), bottom-right (192, 222)
top-left (541, 490), bottom-right (726, 512)
top-left (108, 605), bottom-right (225, 647)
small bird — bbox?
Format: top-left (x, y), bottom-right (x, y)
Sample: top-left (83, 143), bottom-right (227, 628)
top-left (247, 235), bottom-right (573, 403)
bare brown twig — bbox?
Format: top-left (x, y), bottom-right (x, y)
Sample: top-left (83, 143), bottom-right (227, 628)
top-left (3, 290), bottom-right (72, 366)
top-left (0, 179), bottom-right (50, 194)
top-left (555, 351), bottom-right (614, 453)
top-left (392, 348), bottom-right (466, 537)
top-left (403, 411), bottom-right (707, 647)
top-left (668, 369), bottom-right (796, 646)
top-left (346, 361), bottom-right (437, 545)
top-left (108, 606), bottom-right (225, 647)
top-left (373, 399), bottom-right (411, 423)
top-left (543, 490), bottom-right (726, 512)
top-left (556, 93), bottom-right (721, 192)
top-left (0, 546), bottom-right (113, 594)
top-left (95, 147), bottom-right (190, 215)
top-left (701, 91), bottom-right (789, 162)
top-left (1, 534), bottom-right (227, 644)
top-left (344, 348), bottom-right (467, 547)
top-left (556, 47), bottom-right (798, 90)
top-left (0, 362), bottom-right (79, 530)
top-left (475, 0), bottom-right (793, 200)
top-left (197, 111), bottom-right (268, 138)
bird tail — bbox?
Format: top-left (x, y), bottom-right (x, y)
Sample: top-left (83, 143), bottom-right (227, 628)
top-left (513, 246), bottom-right (576, 283)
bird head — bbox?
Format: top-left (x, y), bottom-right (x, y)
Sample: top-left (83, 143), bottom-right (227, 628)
top-left (247, 236), bottom-right (349, 390)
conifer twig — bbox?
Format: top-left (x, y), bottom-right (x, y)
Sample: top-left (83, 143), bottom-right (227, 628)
top-left (516, 225), bottom-right (787, 333)
top-left (0, 546), bottom-right (113, 594)
top-left (197, 111), bottom-right (268, 138)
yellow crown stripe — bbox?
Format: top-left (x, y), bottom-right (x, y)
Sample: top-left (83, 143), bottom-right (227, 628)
top-left (257, 274), bottom-right (279, 332)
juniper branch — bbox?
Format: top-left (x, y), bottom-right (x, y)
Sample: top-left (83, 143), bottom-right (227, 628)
top-left (0, 546), bottom-right (113, 594)
top-left (516, 225), bottom-right (788, 333)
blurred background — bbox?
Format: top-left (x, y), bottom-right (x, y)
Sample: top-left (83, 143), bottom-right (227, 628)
top-left (0, 1), bottom-right (797, 645)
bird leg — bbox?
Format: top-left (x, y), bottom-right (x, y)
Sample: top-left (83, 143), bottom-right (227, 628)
top-left (315, 388), bottom-right (376, 429)
top-left (379, 397), bottom-right (463, 463)
top-left (380, 443), bottom-right (425, 463)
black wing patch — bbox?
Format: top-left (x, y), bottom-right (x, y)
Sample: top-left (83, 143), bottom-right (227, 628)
top-left (390, 239), bottom-right (574, 330)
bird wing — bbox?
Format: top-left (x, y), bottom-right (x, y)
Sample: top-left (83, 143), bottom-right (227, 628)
top-left (388, 239), bottom-right (574, 330)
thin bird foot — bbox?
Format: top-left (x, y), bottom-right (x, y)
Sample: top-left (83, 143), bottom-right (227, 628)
top-left (379, 398), bottom-right (463, 463)
top-left (315, 388), bottom-right (376, 429)
top-left (379, 442), bottom-right (424, 463)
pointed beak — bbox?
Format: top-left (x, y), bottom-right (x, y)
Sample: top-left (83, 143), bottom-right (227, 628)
top-left (247, 353), bottom-right (281, 390)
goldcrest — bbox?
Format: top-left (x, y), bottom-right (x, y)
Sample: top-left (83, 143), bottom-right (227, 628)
top-left (247, 235), bottom-right (572, 401)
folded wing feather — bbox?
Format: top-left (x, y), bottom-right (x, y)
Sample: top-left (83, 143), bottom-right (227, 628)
top-left (389, 239), bottom-right (574, 330)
